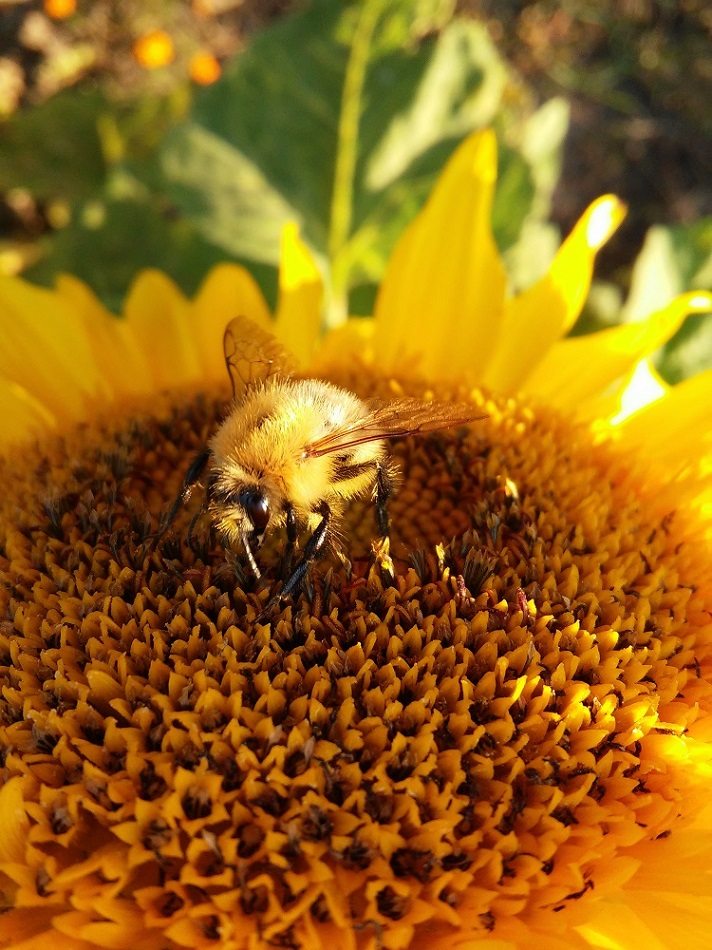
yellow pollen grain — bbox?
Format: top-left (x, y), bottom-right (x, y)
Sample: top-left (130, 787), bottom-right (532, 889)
top-left (0, 378), bottom-right (710, 950)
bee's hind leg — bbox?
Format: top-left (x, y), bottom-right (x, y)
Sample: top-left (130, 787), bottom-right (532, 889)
top-left (375, 461), bottom-right (395, 537)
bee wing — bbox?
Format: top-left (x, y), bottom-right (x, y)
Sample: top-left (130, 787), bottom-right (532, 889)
top-left (223, 315), bottom-right (297, 400)
top-left (305, 397), bottom-right (485, 458)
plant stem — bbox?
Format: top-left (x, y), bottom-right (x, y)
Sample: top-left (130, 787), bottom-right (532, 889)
top-left (327, 0), bottom-right (383, 327)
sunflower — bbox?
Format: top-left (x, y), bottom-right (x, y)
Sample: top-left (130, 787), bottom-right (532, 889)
top-left (0, 129), bottom-right (711, 950)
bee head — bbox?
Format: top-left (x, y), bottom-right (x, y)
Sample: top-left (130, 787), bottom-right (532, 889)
top-left (239, 488), bottom-right (271, 543)
top-left (207, 472), bottom-right (272, 546)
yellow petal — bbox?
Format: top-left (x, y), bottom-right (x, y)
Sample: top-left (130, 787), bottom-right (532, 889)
top-left (190, 263), bottom-right (273, 385)
top-left (576, 902), bottom-right (670, 950)
top-left (0, 777), bottom-right (29, 863)
top-left (0, 275), bottom-right (106, 422)
top-left (0, 910), bottom-right (88, 950)
top-left (274, 222), bottom-right (323, 368)
top-left (483, 196), bottom-right (626, 394)
top-left (580, 888), bottom-right (712, 950)
top-left (55, 274), bottom-right (153, 400)
top-left (522, 291), bottom-right (704, 408)
top-left (373, 129), bottom-right (507, 382)
top-left (0, 378), bottom-right (57, 449)
top-left (122, 270), bottom-right (198, 390)
top-left (625, 893), bottom-right (712, 946)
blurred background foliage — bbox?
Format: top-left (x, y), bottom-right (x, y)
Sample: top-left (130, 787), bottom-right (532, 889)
top-left (0, 0), bottom-right (710, 382)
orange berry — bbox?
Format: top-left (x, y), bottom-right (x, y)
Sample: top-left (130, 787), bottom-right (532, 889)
top-left (189, 50), bottom-right (221, 85)
top-left (132, 30), bottom-right (175, 70)
top-left (44, 0), bottom-right (77, 18)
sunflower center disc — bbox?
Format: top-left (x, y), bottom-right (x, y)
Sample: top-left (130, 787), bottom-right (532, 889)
top-left (0, 384), bottom-right (706, 948)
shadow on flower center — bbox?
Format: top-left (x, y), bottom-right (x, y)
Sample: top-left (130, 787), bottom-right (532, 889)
top-left (0, 378), bottom-right (707, 950)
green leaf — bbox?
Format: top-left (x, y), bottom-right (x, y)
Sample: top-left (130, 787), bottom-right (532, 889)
top-left (621, 226), bottom-right (683, 322)
top-left (668, 218), bottom-right (712, 288)
top-left (656, 311), bottom-right (712, 385)
top-left (491, 145), bottom-right (535, 253)
top-left (519, 97), bottom-right (569, 219)
top-left (359, 19), bottom-right (507, 194)
top-left (624, 219), bottom-right (712, 320)
top-left (152, 0), bottom-right (510, 322)
top-left (0, 88), bottom-right (108, 199)
top-left (497, 98), bottom-right (570, 291)
top-left (640, 218), bottom-right (712, 383)
top-left (572, 219), bottom-right (712, 366)
top-left (23, 197), bottom-right (277, 313)
top-left (157, 125), bottom-right (302, 266)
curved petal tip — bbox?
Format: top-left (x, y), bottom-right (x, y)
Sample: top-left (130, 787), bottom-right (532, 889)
top-left (585, 195), bottom-right (627, 250)
top-left (686, 291), bottom-right (712, 312)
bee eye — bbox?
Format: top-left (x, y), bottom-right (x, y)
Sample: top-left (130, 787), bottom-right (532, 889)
top-left (241, 490), bottom-right (270, 532)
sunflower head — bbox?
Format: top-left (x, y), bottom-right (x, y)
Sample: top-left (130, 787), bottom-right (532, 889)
top-left (1, 130), bottom-right (712, 950)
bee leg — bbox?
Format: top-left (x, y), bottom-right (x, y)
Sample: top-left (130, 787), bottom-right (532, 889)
top-left (240, 530), bottom-right (262, 581)
top-left (375, 461), bottom-right (394, 537)
top-left (278, 504), bottom-right (298, 581)
top-left (259, 504), bottom-right (330, 618)
top-left (150, 449), bottom-right (210, 551)
top-left (186, 503), bottom-right (207, 549)
top-left (282, 503), bottom-right (330, 600)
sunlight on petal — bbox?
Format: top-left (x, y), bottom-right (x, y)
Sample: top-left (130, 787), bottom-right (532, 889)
top-left (608, 359), bottom-right (667, 425)
top-left (581, 892), bottom-right (712, 950)
top-left (584, 359), bottom-right (667, 435)
top-left (585, 197), bottom-right (625, 250)
top-left (576, 903), bottom-right (669, 950)
top-left (616, 365), bottom-right (712, 523)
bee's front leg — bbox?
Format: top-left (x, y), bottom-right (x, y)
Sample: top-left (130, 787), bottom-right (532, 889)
top-left (240, 530), bottom-right (262, 580)
top-left (281, 502), bottom-right (330, 600)
top-left (186, 503), bottom-right (207, 549)
top-left (259, 503), bottom-right (330, 618)
top-left (150, 449), bottom-right (210, 552)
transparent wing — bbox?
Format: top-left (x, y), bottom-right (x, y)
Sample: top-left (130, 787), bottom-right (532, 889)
top-left (304, 397), bottom-right (485, 458)
top-left (223, 315), bottom-right (297, 400)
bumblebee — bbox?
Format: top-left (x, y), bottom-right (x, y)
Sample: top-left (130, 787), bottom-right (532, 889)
top-left (156, 315), bottom-right (482, 603)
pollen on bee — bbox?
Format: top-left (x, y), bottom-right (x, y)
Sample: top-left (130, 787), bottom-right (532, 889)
top-left (371, 535), bottom-right (394, 578)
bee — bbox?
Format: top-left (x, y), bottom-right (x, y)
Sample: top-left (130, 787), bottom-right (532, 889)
top-left (155, 314), bottom-right (483, 606)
